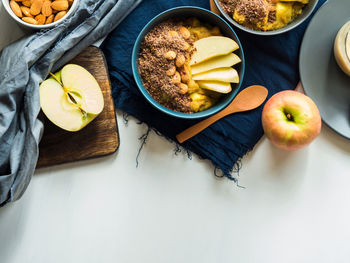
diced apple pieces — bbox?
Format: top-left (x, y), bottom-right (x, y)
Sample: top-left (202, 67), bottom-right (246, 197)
top-left (190, 36), bottom-right (239, 66)
top-left (190, 53), bottom-right (241, 75)
top-left (197, 81), bottom-right (232, 94)
top-left (192, 67), bottom-right (239, 83)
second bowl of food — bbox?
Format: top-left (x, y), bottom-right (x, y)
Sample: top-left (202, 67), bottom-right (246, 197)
top-left (132, 6), bottom-right (245, 119)
top-left (213, 0), bottom-right (319, 35)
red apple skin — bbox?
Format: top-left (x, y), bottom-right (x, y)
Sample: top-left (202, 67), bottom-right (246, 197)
top-left (262, 90), bottom-right (322, 151)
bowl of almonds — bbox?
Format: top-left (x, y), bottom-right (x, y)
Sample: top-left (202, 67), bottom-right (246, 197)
top-left (2, 0), bottom-right (78, 29)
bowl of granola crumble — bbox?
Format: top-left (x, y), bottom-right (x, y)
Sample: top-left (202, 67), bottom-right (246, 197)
top-left (213, 0), bottom-right (319, 35)
top-left (132, 6), bottom-right (245, 119)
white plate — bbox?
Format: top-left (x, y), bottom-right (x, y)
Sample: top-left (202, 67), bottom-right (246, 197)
top-left (300, 0), bottom-right (350, 139)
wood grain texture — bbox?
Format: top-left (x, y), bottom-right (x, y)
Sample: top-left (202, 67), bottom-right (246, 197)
top-left (37, 46), bottom-right (119, 168)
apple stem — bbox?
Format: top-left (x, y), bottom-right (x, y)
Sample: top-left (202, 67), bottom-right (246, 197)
top-left (286, 113), bottom-right (295, 122)
top-left (49, 72), bottom-right (70, 93)
top-left (49, 72), bottom-right (63, 86)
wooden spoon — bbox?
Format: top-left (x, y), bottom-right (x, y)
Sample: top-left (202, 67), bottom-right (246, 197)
top-left (176, 85), bottom-right (268, 143)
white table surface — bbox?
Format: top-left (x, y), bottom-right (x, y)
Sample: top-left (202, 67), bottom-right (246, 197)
top-left (1, 4), bottom-right (350, 263)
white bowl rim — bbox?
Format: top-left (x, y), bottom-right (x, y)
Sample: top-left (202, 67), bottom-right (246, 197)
top-left (1, 0), bottom-right (79, 29)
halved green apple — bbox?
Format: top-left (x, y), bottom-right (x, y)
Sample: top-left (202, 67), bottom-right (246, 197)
top-left (190, 36), bottom-right (239, 66)
top-left (190, 53), bottom-right (241, 75)
top-left (197, 80), bottom-right (232, 93)
top-left (39, 64), bottom-right (104, 132)
top-left (192, 67), bottom-right (239, 83)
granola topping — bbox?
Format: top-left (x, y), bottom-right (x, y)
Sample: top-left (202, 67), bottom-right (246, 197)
top-left (138, 18), bottom-right (223, 113)
top-left (138, 20), bottom-right (194, 112)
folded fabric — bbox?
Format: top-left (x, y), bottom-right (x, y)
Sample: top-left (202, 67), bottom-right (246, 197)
top-left (102, 0), bottom-right (326, 181)
top-left (0, 0), bottom-right (142, 206)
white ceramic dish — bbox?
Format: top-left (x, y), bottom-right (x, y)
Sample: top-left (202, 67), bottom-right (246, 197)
top-left (1, 0), bottom-right (79, 30)
top-left (300, 0), bottom-right (350, 139)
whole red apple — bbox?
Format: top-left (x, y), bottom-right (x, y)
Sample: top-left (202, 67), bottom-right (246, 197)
top-left (262, 90), bottom-right (322, 150)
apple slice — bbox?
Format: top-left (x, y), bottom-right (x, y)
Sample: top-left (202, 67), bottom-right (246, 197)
top-left (192, 67), bottom-right (239, 83)
top-left (197, 81), bottom-right (232, 93)
top-left (190, 53), bottom-right (241, 75)
top-left (39, 64), bottom-right (104, 132)
top-left (190, 36), bottom-right (239, 66)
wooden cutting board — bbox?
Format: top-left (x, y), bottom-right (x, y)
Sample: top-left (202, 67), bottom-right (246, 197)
top-left (36, 46), bottom-right (120, 168)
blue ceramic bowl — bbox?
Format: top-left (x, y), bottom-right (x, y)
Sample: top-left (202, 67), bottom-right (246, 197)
top-left (132, 6), bottom-right (245, 119)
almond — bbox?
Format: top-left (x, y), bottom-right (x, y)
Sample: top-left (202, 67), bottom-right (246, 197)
top-left (164, 51), bottom-right (177, 60)
top-left (35, 14), bottom-right (46, 24)
top-left (172, 71), bottom-right (181, 84)
top-left (22, 0), bottom-right (32, 7)
top-left (10, 1), bottom-right (23, 18)
top-left (51, 0), bottom-right (68, 11)
top-left (166, 66), bottom-right (176, 76)
top-left (178, 83), bottom-right (189, 94)
top-left (175, 54), bottom-right (186, 68)
top-left (22, 17), bottom-right (39, 24)
top-left (54, 10), bottom-right (67, 22)
top-left (20, 6), bottom-right (33, 17)
top-left (30, 0), bottom-right (44, 16)
top-left (181, 41), bottom-right (190, 51)
top-left (179, 26), bottom-right (191, 39)
top-left (180, 65), bottom-right (191, 83)
top-left (42, 1), bottom-right (52, 16)
top-left (45, 14), bottom-right (54, 24)
top-left (168, 31), bottom-right (178, 38)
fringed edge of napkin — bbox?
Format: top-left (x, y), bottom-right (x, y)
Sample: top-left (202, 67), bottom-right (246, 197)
top-left (120, 112), bottom-right (250, 184)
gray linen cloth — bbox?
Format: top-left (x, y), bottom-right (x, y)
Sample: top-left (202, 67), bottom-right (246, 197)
top-left (0, 0), bottom-right (142, 206)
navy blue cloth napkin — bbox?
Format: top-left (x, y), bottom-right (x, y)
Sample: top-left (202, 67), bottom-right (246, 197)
top-left (102, 0), bottom-right (326, 180)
